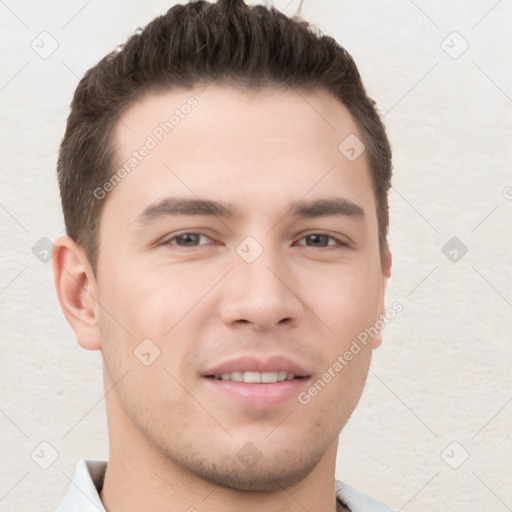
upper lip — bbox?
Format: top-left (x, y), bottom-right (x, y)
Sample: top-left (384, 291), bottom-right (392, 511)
top-left (203, 354), bottom-right (311, 378)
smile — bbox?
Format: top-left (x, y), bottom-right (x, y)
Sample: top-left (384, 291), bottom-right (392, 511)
top-left (210, 371), bottom-right (302, 383)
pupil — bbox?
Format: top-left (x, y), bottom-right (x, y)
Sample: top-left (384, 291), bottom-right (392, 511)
top-left (180, 234), bottom-right (199, 246)
top-left (308, 235), bottom-right (327, 246)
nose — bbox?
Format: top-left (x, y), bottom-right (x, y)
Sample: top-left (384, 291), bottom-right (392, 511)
top-left (219, 248), bottom-right (304, 331)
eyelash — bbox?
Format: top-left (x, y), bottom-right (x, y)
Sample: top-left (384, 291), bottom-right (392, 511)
top-left (296, 234), bottom-right (349, 248)
top-left (164, 232), bottom-right (350, 249)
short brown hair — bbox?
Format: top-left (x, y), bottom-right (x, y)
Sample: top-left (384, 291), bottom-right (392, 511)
top-left (57, 0), bottom-right (392, 273)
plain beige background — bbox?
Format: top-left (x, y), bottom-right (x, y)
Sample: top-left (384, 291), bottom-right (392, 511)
top-left (1, 1), bottom-right (511, 510)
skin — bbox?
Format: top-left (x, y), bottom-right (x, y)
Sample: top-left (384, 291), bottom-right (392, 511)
top-left (53, 84), bottom-right (392, 512)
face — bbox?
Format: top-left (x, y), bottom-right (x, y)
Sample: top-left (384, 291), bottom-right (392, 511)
top-left (95, 85), bottom-right (390, 491)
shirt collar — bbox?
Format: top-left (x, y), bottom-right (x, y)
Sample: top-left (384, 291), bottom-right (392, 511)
top-left (56, 460), bottom-right (107, 512)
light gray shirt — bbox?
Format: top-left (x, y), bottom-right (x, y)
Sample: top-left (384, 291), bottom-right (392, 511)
top-left (56, 459), bottom-right (396, 512)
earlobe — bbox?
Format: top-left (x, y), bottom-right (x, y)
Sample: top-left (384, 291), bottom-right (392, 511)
top-left (52, 236), bottom-right (101, 351)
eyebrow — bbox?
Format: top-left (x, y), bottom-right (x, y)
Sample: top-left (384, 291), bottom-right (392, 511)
top-left (287, 197), bottom-right (365, 220)
top-left (136, 197), bottom-right (240, 223)
top-left (135, 196), bottom-right (365, 224)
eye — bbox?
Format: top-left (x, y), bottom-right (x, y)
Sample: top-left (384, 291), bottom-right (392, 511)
top-left (296, 234), bottom-right (347, 248)
top-left (166, 233), bottom-right (213, 247)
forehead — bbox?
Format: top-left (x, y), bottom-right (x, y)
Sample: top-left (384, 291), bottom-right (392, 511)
top-left (116, 84), bottom-right (363, 158)
top-left (105, 85), bottom-right (374, 222)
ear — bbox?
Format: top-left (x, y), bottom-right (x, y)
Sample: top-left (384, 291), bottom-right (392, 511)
top-left (372, 247), bottom-right (392, 350)
top-left (52, 236), bottom-right (101, 351)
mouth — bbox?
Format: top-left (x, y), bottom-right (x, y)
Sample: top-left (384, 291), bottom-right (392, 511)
top-left (205, 371), bottom-right (308, 383)
top-left (201, 355), bottom-right (311, 407)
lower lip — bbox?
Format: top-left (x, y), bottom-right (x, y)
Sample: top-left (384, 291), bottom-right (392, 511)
top-left (202, 377), bottom-right (310, 408)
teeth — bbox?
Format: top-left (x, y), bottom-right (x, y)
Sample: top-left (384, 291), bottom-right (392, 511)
top-left (215, 371), bottom-right (296, 383)
top-left (245, 371), bottom-right (261, 383)
top-left (261, 372), bottom-right (277, 383)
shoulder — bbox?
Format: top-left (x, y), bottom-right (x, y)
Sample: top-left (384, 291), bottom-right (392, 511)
top-left (335, 480), bottom-right (397, 512)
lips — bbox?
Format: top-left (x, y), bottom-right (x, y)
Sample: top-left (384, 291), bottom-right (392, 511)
top-left (203, 354), bottom-right (311, 381)
top-left (202, 354), bottom-right (312, 407)
top-left (213, 371), bottom-right (297, 383)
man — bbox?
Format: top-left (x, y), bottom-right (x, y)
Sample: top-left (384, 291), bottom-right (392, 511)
top-left (53, 0), bottom-right (395, 510)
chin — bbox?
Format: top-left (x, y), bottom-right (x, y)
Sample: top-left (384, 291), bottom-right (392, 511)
top-left (200, 462), bottom-right (316, 492)
top-left (176, 445), bottom-right (325, 492)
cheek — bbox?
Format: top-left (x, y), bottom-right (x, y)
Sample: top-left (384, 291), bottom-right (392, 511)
top-left (299, 262), bottom-right (383, 344)
top-left (98, 258), bottom-right (204, 339)
top-left (96, 261), bottom-right (213, 388)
